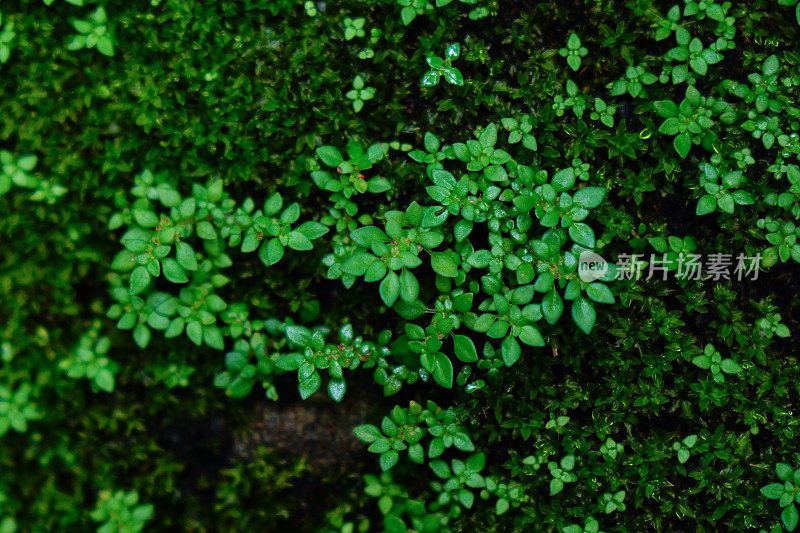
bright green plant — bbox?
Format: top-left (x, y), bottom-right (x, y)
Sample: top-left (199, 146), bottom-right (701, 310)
top-left (608, 65), bottom-right (658, 98)
top-left (397, 0), bottom-right (489, 25)
top-left (758, 218), bottom-right (800, 265)
top-left (654, 85), bottom-right (736, 158)
top-left (0, 383), bottom-right (41, 437)
top-left (421, 44), bottom-right (464, 87)
top-left (559, 33), bottom-right (588, 72)
top-left (672, 433), bottom-right (698, 463)
top-left (757, 312), bottom-right (791, 339)
top-left (0, 12), bottom-right (14, 64)
top-left (66, 7), bottom-right (115, 57)
top-left (0, 151), bottom-right (66, 202)
top-left (343, 17), bottom-right (365, 40)
top-left (548, 454), bottom-right (577, 495)
top-left (599, 438), bottom-right (624, 460)
top-left (354, 400), bottom-right (476, 470)
top-left (276, 323), bottom-right (396, 401)
top-left (692, 343), bottom-right (742, 383)
top-left (562, 517), bottom-right (604, 533)
top-left (761, 463), bottom-right (800, 531)
top-left (89, 490), bottom-right (153, 533)
top-left (599, 490), bottom-right (626, 514)
top-left (345, 75), bottom-right (376, 112)
top-left (59, 322), bottom-right (118, 392)
top-left (695, 161), bottom-right (754, 215)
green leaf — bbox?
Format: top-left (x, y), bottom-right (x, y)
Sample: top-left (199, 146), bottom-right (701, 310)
top-left (351, 226), bottom-right (389, 247)
top-left (696, 195), bottom-right (716, 216)
top-left (653, 99), bottom-right (679, 118)
top-left (761, 483), bottom-right (785, 500)
top-left (550, 478), bottom-right (564, 495)
top-left (288, 230), bottom-right (314, 251)
top-left (317, 146), bottom-right (344, 167)
top-left (133, 324), bottom-right (151, 349)
top-left (673, 133), bottom-right (692, 159)
top-left (496, 498), bottom-right (510, 515)
top-left (571, 297), bottom-right (596, 334)
top-left (380, 450), bottom-right (400, 471)
top-left (380, 271), bottom-right (400, 307)
top-left (398, 269), bottom-right (419, 302)
top-left (400, 6), bottom-right (416, 25)
top-left (176, 241), bottom-right (198, 271)
top-left (763, 55), bottom-right (780, 76)
top-left (677, 448), bottom-right (690, 463)
top-left (717, 194), bottom-right (735, 214)
top-left (259, 239), bottom-right (284, 266)
top-left (299, 371), bottom-right (321, 399)
top-left (453, 334), bottom-right (478, 362)
top-left (328, 380), bottom-right (346, 402)
top-left (203, 326), bottom-right (225, 350)
top-left (285, 325), bottom-right (312, 346)
top-left (162, 259), bottom-right (188, 283)
top-left (432, 352), bottom-right (453, 388)
top-left (430, 252), bottom-right (458, 277)
top-left (95, 369), bottom-right (115, 392)
top-left (566, 54), bottom-right (581, 71)
top-left (501, 335), bottom-right (521, 366)
top-left (519, 325), bottom-right (545, 347)
top-left (424, 132), bottom-right (440, 153)
top-left (586, 283), bottom-right (615, 304)
top-left (196, 220), bottom-right (217, 239)
top-left (130, 266), bottom-right (151, 295)
top-left (296, 221), bottom-right (328, 241)
top-left (453, 433), bottom-right (475, 452)
top-left (353, 424), bottom-right (381, 443)
top-left (720, 359), bottom-right (741, 374)
top-left (783, 504), bottom-right (799, 532)
top-left (573, 187), bottom-right (605, 209)
top-left (552, 168), bottom-right (576, 191)
top-left (542, 290), bottom-right (564, 324)
top-left (568, 223), bottom-right (595, 248)
top-left (479, 123), bottom-right (498, 148)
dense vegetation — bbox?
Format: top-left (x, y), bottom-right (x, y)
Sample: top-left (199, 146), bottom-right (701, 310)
top-left (3, 0), bottom-right (800, 531)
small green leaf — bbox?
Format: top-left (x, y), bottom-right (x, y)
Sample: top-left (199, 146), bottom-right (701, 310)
top-left (162, 259), bottom-right (188, 283)
top-left (176, 241), bottom-right (198, 271)
top-left (353, 424), bottom-right (381, 443)
top-left (571, 297), bottom-right (596, 334)
top-left (130, 266), bottom-right (151, 295)
top-left (299, 371), bottom-right (321, 400)
top-left (285, 325), bottom-right (312, 346)
top-left (398, 269), bottom-right (419, 302)
top-left (380, 271), bottom-right (400, 307)
top-left (673, 133), bottom-right (692, 158)
top-left (432, 352), bottom-right (453, 388)
top-left (453, 335), bottom-right (478, 362)
top-left (317, 146), bottom-right (344, 167)
top-left (380, 450), bottom-right (400, 471)
top-left (783, 504), bottom-right (799, 532)
top-left (430, 252), bottom-right (458, 278)
top-left (696, 195), bottom-right (716, 216)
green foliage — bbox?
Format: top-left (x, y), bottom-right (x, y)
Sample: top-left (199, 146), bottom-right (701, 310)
top-left (59, 321), bottom-right (118, 392)
top-left (4, 0), bottom-right (800, 531)
top-left (421, 44), bottom-right (464, 87)
top-left (89, 490), bottom-right (153, 533)
top-left (761, 463), bottom-right (800, 531)
top-left (559, 33), bottom-right (588, 72)
top-left (0, 12), bottom-right (15, 64)
top-left (345, 75), bottom-right (376, 113)
top-left (66, 7), bottom-right (115, 57)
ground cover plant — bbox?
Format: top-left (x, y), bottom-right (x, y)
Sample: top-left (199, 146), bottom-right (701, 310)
top-left (2, 0), bottom-right (800, 531)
